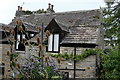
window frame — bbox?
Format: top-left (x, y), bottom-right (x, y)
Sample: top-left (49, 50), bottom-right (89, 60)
top-left (46, 33), bottom-right (60, 53)
top-left (30, 33), bottom-right (34, 37)
top-left (15, 33), bottom-right (26, 52)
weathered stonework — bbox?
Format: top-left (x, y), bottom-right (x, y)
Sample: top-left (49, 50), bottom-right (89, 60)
top-left (1, 5), bottom-right (104, 79)
top-left (49, 55), bottom-right (97, 78)
top-left (1, 44), bottom-right (11, 78)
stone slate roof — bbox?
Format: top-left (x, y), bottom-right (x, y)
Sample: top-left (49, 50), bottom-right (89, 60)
top-left (55, 19), bottom-right (69, 32)
top-left (9, 9), bottom-right (101, 27)
top-left (9, 21), bottom-right (38, 32)
top-left (9, 9), bottom-right (101, 45)
top-left (0, 24), bottom-right (13, 43)
top-left (0, 23), bottom-right (13, 31)
top-left (61, 26), bottom-right (98, 44)
top-left (0, 29), bottom-right (11, 44)
top-left (23, 22), bottom-right (38, 32)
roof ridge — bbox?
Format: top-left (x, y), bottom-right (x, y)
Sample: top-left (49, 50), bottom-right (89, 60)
top-left (33, 9), bottom-right (100, 16)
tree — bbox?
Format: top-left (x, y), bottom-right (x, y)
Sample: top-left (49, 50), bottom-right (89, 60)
top-left (100, 1), bottom-right (120, 79)
top-left (101, 48), bottom-right (120, 79)
top-left (103, 0), bottom-right (120, 50)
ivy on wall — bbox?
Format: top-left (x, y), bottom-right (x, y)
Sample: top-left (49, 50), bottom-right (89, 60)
top-left (49, 48), bottom-right (101, 61)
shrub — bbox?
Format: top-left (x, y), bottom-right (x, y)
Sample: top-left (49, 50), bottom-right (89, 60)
top-left (49, 48), bottom-right (99, 61)
top-left (101, 48), bottom-right (120, 79)
top-left (9, 54), bottom-right (66, 79)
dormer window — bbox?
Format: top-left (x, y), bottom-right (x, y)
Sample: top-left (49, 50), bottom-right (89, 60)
top-left (47, 34), bottom-right (60, 53)
top-left (14, 21), bottom-right (27, 52)
top-left (45, 19), bottom-right (69, 53)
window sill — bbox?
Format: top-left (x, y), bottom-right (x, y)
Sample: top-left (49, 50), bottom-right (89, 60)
top-left (15, 51), bottom-right (25, 54)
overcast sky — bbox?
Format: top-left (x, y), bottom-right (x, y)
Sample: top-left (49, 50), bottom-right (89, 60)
top-left (0, 0), bottom-right (106, 24)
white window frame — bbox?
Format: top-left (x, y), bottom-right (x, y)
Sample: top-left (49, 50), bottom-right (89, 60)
top-left (47, 34), bottom-right (60, 53)
top-left (16, 34), bottom-right (20, 49)
top-left (15, 34), bottom-right (26, 52)
top-left (48, 34), bottom-right (53, 51)
top-left (54, 34), bottom-right (59, 52)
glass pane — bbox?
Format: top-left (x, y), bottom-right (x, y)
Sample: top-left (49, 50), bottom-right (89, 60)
top-left (23, 34), bottom-right (25, 39)
top-left (16, 35), bottom-right (20, 49)
top-left (17, 34), bottom-right (20, 40)
top-left (48, 34), bottom-right (53, 51)
top-left (30, 34), bottom-right (34, 37)
top-left (54, 34), bottom-right (59, 52)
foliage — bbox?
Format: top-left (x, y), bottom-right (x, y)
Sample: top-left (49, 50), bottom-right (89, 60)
top-left (23, 10), bottom-right (33, 15)
top-left (49, 48), bottom-right (101, 61)
top-left (9, 54), bottom-right (66, 79)
top-left (33, 9), bottom-right (47, 14)
top-left (101, 1), bottom-right (120, 79)
top-left (6, 21), bottom-right (66, 79)
top-left (100, 47), bottom-right (120, 79)
top-left (23, 9), bottom-right (47, 15)
top-left (103, 1), bottom-right (120, 48)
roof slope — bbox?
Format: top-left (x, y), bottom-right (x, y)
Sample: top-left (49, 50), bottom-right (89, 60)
top-left (8, 9), bottom-right (102, 47)
top-left (9, 21), bottom-right (38, 32)
top-left (61, 26), bottom-right (98, 44)
top-left (9, 9), bottom-right (101, 27)
top-left (55, 19), bottom-right (69, 32)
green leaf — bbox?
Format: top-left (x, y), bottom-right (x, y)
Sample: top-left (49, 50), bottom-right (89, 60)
top-left (11, 61), bottom-right (16, 67)
top-left (17, 74), bottom-right (22, 78)
top-left (51, 76), bottom-right (62, 79)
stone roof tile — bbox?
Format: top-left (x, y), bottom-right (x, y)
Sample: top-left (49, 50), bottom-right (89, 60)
top-left (9, 9), bottom-right (101, 27)
top-left (62, 26), bottom-right (98, 44)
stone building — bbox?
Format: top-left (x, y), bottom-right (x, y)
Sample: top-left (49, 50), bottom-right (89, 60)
top-left (0, 3), bottom-right (104, 78)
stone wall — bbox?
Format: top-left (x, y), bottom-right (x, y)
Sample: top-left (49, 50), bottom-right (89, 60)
top-left (53, 55), bottom-right (97, 78)
top-left (0, 45), bottom-right (2, 64)
top-left (16, 45), bottom-right (39, 65)
top-left (50, 47), bottom-right (97, 78)
top-left (1, 43), bottom-right (97, 78)
top-left (60, 47), bottom-right (88, 55)
top-left (0, 44), bottom-right (2, 79)
top-left (1, 44), bottom-right (11, 78)
top-left (1, 44), bottom-right (40, 78)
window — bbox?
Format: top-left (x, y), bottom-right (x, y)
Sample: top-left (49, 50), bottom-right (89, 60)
top-left (48, 34), bottom-right (53, 51)
top-left (15, 34), bottom-right (25, 51)
top-left (30, 34), bottom-right (34, 37)
top-left (16, 34), bottom-right (20, 49)
top-left (23, 34), bottom-right (25, 39)
top-left (47, 34), bottom-right (59, 53)
top-left (0, 63), bottom-right (5, 75)
top-left (54, 34), bottom-right (59, 51)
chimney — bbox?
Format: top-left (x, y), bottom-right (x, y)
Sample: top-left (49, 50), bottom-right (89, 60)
top-left (51, 5), bottom-right (54, 10)
top-left (48, 3), bottom-right (51, 9)
top-left (46, 3), bottom-right (55, 13)
top-left (18, 6), bottom-right (20, 11)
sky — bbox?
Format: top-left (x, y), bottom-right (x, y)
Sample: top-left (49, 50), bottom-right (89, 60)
top-left (0, 0), bottom-right (107, 24)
